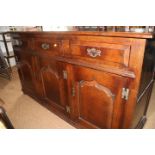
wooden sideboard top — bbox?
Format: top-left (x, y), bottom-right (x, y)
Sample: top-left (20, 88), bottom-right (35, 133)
top-left (10, 31), bottom-right (155, 39)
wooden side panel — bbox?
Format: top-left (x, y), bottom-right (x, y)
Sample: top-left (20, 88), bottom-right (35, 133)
top-left (131, 82), bottom-right (154, 128)
top-left (138, 40), bottom-right (155, 97)
top-left (130, 40), bottom-right (155, 128)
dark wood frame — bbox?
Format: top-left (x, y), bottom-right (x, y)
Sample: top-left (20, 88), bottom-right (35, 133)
top-left (0, 106), bottom-right (14, 129)
top-left (0, 32), bottom-right (15, 75)
top-left (0, 47), bottom-right (11, 79)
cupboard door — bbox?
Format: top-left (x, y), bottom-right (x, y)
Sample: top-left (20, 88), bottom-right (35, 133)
top-left (70, 66), bottom-right (128, 128)
top-left (38, 57), bottom-right (68, 112)
top-left (16, 50), bottom-right (36, 94)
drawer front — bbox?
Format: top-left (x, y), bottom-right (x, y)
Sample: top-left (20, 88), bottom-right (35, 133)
top-left (33, 38), bottom-right (62, 56)
top-left (70, 40), bottom-right (131, 67)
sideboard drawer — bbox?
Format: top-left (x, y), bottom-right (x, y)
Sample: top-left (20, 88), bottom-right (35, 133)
top-left (33, 38), bottom-right (62, 56)
top-left (69, 40), bottom-right (131, 67)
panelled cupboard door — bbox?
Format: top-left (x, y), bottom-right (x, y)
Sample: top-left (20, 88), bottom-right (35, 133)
top-left (15, 50), bottom-right (36, 94)
top-left (71, 66), bottom-right (128, 129)
top-left (38, 57), bottom-right (68, 112)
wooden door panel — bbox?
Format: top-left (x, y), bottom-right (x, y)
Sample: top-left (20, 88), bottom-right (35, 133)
top-left (17, 61), bottom-right (34, 91)
top-left (78, 80), bottom-right (115, 128)
top-left (41, 66), bottom-right (61, 105)
top-left (71, 66), bottom-right (128, 128)
top-left (39, 58), bottom-right (67, 111)
top-left (16, 50), bottom-right (36, 93)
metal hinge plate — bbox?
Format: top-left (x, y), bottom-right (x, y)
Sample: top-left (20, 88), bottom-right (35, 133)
top-left (63, 70), bottom-right (67, 79)
top-left (72, 86), bottom-right (75, 97)
top-left (122, 88), bottom-right (130, 100)
top-left (66, 106), bottom-right (70, 113)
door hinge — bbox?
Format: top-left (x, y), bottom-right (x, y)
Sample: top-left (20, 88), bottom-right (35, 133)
top-left (122, 88), bottom-right (130, 100)
top-left (63, 70), bottom-right (67, 79)
top-left (72, 86), bottom-right (75, 97)
top-left (66, 106), bottom-right (70, 113)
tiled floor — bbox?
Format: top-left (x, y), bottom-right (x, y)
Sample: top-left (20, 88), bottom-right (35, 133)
top-left (0, 68), bottom-right (155, 129)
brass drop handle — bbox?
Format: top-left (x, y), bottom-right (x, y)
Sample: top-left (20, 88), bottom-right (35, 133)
top-left (87, 48), bottom-right (101, 58)
top-left (41, 43), bottom-right (50, 50)
top-left (41, 43), bottom-right (58, 49)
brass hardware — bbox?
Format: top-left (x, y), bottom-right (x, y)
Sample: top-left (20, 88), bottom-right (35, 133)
top-left (72, 86), bottom-right (75, 97)
top-left (87, 48), bottom-right (101, 58)
top-left (122, 88), bottom-right (130, 100)
top-left (63, 70), bottom-right (67, 79)
top-left (41, 43), bottom-right (50, 50)
top-left (66, 106), bottom-right (70, 113)
top-left (53, 43), bottom-right (58, 47)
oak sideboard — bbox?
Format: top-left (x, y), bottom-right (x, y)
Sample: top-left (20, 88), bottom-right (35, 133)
top-left (11, 31), bottom-right (155, 129)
